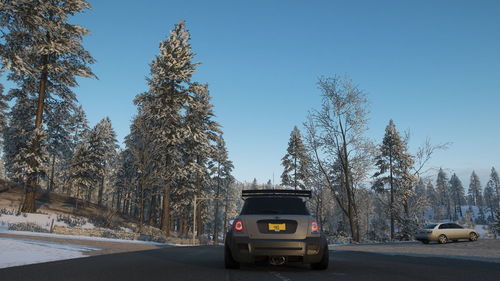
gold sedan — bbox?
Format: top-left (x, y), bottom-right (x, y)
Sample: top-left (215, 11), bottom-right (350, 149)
top-left (415, 223), bottom-right (479, 244)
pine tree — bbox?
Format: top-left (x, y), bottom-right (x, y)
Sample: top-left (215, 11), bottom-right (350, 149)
top-left (492, 208), bottom-right (500, 237)
top-left (426, 181), bottom-right (439, 219)
top-left (133, 20), bottom-right (197, 236)
top-left (208, 134), bottom-right (234, 243)
top-left (68, 141), bottom-right (96, 208)
top-left (183, 82), bottom-right (221, 236)
top-left (2, 89), bottom-right (35, 182)
top-left (281, 126), bottom-right (310, 190)
top-left (45, 100), bottom-right (75, 191)
top-left (486, 167), bottom-right (499, 209)
top-left (0, 0), bottom-right (95, 212)
top-left (87, 117), bottom-right (117, 205)
top-left (483, 182), bottom-right (497, 220)
top-left (373, 120), bottom-right (415, 240)
top-left (0, 83), bottom-right (7, 144)
top-left (468, 171), bottom-right (483, 207)
top-left (449, 173), bottom-right (465, 219)
top-left (436, 168), bottom-right (451, 220)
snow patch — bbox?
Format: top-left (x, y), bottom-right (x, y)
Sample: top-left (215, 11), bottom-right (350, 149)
top-left (0, 237), bottom-right (94, 269)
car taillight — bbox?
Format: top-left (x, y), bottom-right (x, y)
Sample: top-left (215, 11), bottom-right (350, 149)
top-left (234, 220), bottom-right (243, 232)
top-left (311, 220), bottom-right (319, 234)
top-left (426, 230), bottom-right (433, 234)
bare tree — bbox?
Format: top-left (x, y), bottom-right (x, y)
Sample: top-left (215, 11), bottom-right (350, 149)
top-left (304, 75), bottom-right (373, 242)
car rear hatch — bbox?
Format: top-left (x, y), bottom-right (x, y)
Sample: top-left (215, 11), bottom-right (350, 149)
top-left (240, 215), bottom-right (310, 240)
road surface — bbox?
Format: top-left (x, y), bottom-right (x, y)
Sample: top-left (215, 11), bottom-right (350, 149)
top-left (0, 246), bottom-right (499, 281)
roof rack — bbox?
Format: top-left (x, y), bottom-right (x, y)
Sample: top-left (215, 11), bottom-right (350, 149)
top-left (241, 189), bottom-right (311, 198)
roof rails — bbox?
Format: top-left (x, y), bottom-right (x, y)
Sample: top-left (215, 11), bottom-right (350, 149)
top-left (241, 189), bottom-right (312, 198)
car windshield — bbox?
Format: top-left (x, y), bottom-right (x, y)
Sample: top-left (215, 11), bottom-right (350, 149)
top-left (240, 197), bottom-right (310, 215)
top-left (423, 224), bottom-right (438, 229)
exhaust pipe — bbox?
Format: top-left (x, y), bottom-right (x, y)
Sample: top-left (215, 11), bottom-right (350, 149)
top-left (269, 256), bottom-right (287, 266)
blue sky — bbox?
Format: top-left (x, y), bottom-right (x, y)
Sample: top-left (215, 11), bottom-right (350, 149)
top-left (5, 0), bottom-right (500, 186)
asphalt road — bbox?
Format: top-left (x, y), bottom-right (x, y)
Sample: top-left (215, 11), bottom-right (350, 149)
top-left (1, 246), bottom-right (499, 281)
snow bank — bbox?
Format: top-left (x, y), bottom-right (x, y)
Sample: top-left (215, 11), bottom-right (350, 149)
top-left (0, 237), bottom-right (95, 269)
top-left (0, 212), bottom-right (95, 231)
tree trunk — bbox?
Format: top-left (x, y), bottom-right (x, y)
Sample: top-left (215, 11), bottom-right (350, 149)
top-left (213, 168), bottom-right (221, 244)
top-left (21, 54), bottom-right (49, 213)
top-left (48, 155), bottom-right (56, 191)
top-left (97, 173), bottom-right (105, 206)
top-left (161, 188), bottom-right (171, 236)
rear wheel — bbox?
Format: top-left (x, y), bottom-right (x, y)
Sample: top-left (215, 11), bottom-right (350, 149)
top-left (469, 232), bottom-right (478, 241)
top-left (224, 244), bottom-right (240, 269)
top-left (438, 234), bottom-right (448, 244)
top-left (310, 246), bottom-right (329, 270)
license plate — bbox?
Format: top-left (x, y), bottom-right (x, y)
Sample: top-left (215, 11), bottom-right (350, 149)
top-left (268, 223), bottom-right (286, 232)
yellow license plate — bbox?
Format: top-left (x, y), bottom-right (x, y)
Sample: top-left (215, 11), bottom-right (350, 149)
top-left (268, 223), bottom-right (286, 231)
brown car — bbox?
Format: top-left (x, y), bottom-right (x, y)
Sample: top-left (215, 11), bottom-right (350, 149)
top-left (415, 223), bottom-right (479, 244)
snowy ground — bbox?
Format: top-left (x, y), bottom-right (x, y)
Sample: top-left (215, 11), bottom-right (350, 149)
top-left (0, 237), bottom-right (98, 269)
top-left (0, 212), bottom-right (96, 231)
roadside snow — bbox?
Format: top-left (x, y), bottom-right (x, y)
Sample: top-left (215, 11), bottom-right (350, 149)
top-left (0, 212), bottom-right (95, 231)
top-left (0, 237), bottom-right (96, 269)
top-left (0, 224), bottom-right (170, 246)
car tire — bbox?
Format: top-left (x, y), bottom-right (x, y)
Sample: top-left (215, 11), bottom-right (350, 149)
top-left (310, 246), bottom-right (329, 270)
top-left (224, 244), bottom-right (240, 269)
top-left (422, 240), bottom-right (429, 244)
top-left (438, 234), bottom-right (448, 244)
top-left (469, 232), bottom-right (478, 242)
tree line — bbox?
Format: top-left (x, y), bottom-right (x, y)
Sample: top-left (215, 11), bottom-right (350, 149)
top-left (280, 76), bottom-right (500, 241)
top-left (0, 1), bottom-right (238, 242)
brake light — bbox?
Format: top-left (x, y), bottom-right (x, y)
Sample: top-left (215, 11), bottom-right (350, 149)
top-left (311, 220), bottom-right (319, 233)
top-left (234, 220), bottom-right (243, 232)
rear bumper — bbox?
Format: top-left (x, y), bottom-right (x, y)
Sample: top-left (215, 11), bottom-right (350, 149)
top-left (227, 236), bottom-right (326, 264)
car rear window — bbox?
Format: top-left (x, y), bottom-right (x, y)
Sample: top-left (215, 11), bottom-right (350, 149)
top-left (423, 224), bottom-right (438, 229)
top-left (240, 197), bottom-right (310, 215)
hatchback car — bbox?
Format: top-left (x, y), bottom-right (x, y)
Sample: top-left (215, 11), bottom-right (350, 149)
top-left (224, 189), bottom-right (329, 270)
top-left (415, 223), bottom-right (479, 244)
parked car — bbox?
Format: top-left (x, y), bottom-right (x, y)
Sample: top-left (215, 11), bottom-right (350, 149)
top-left (415, 223), bottom-right (479, 244)
top-left (224, 189), bottom-right (329, 270)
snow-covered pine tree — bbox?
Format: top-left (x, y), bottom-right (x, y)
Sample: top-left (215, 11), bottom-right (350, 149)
top-left (436, 168), bottom-right (451, 220)
top-left (281, 126), bottom-right (310, 190)
top-left (0, 0), bottom-right (95, 212)
top-left (0, 83), bottom-right (7, 143)
top-left (125, 113), bottom-right (157, 228)
top-left (468, 171), bottom-right (483, 207)
top-left (483, 182), bottom-right (497, 220)
top-left (133, 20), bottom-right (197, 236)
top-left (87, 117), bottom-right (117, 206)
top-left (492, 208), bottom-right (500, 237)
top-left (68, 141), bottom-right (96, 208)
top-left (372, 120), bottom-right (415, 240)
top-left (0, 83), bottom-right (7, 177)
top-left (45, 100), bottom-right (75, 191)
top-left (183, 83), bottom-right (221, 237)
top-left (11, 128), bottom-right (49, 191)
top-left (425, 181), bottom-right (439, 219)
top-left (2, 89), bottom-right (35, 182)
top-left (208, 134), bottom-right (234, 243)
top-left (486, 167), bottom-right (499, 208)
top-left (449, 173), bottom-right (465, 220)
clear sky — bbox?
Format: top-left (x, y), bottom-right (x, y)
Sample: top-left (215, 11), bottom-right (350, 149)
top-left (9, 0), bottom-right (500, 186)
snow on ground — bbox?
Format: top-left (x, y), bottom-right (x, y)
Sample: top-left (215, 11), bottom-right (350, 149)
top-left (0, 212), bottom-right (96, 231)
top-left (0, 237), bottom-right (98, 269)
top-left (0, 224), bottom-right (169, 246)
